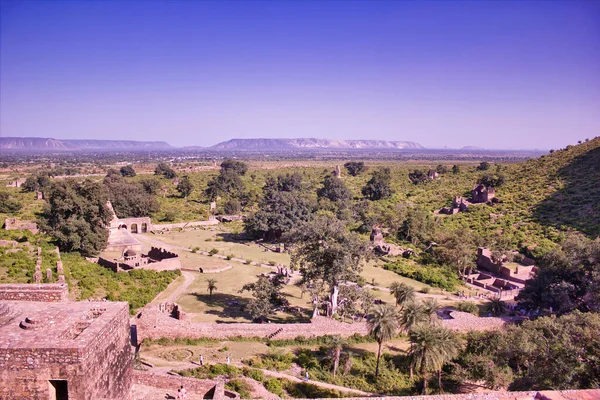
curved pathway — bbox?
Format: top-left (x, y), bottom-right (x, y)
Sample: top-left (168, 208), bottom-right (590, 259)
top-left (139, 356), bottom-right (372, 397)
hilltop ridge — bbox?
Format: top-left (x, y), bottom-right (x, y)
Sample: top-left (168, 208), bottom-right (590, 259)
top-left (210, 138), bottom-right (424, 150)
top-left (0, 137), bottom-right (172, 151)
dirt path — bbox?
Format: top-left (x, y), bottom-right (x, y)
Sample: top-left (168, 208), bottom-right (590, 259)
top-left (152, 270), bottom-right (196, 305)
top-left (139, 357), bottom-right (370, 397)
top-left (259, 368), bottom-right (373, 396)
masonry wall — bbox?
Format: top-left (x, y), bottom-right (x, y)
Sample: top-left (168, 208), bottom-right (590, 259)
top-left (0, 284), bottom-right (68, 302)
top-left (80, 303), bottom-right (132, 400)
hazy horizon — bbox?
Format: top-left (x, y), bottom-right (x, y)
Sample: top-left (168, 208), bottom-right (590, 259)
top-left (1, 1), bottom-right (599, 150)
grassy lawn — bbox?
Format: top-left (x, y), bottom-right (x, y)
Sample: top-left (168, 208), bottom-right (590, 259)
top-left (141, 337), bottom-right (411, 369)
top-left (143, 229), bottom-right (291, 266)
top-left (175, 264), bottom-right (313, 323)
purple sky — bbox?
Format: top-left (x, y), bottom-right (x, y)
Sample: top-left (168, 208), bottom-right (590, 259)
top-left (1, 1), bottom-right (599, 149)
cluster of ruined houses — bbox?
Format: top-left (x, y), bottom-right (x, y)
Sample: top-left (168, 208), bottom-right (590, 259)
top-left (439, 184), bottom-right (497, 215)
top-left (468, 247), bottom-right (536, 298)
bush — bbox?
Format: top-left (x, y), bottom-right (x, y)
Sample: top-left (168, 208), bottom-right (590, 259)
top-left (209, 248), bottom-right (219, 256)
top-left (242, 367), bottom-right (265, 383)
top-left (225, 379), bottom-right (252, 398)
top-left (264, 378), bottom-right (285, 397)
top-left (419, 287), bottom-right (430, 294)
top-left (384, 262), bottom-right (459, 291)
top-left (226, 254), bottom-right (234, 260)
top-left (456, 301), bottom-right (479, 315)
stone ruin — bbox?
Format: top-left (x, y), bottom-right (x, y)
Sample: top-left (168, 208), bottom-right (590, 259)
top-left (158, 302), bottom-right (187, 320)
top-left (472, 183), bottom-right (496, 204)
top-left (439, 184), bottom-right (497, 215)
top-left (0, 290), bottom-right (132, 399)
top-left (5, 178), bottom-right (26, 188)
top-left (99, 246), bottom-right (181, 272)
top-left (3, 218), bottom-right (39, 234)
top-left (427, 169), bottom-right (439, 180)
top-left (370, 227), bottom-right (414, 258)
top-left (465, 247), bottom-right (536, 298)
top-left (333, 165), bottom-right (342, 178)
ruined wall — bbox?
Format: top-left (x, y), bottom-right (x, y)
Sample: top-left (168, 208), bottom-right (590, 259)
top-left (80, 303), bottom-right (132, 400)
top-left (0, 284), bottom-right (68, 302)
top-left (132, 371), bottom-right (229, 398)
top-left (118, 217), bottom-right (152, 233)
top-left (3, 218), bottom-right (39, 234)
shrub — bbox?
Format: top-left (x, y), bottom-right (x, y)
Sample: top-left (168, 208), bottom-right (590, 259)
top-left (420, 287), bottom-right (430, 294)
top-left (225, 379), bottom-right (252, 398)
top-left (456, 301), bottom-right (479, 315)
top-left (242, 367), bottom-right (265, 383)
top-left (209, 248), bottom-right (219, 256)
top-left (264, 378), bottom-right (285, 397)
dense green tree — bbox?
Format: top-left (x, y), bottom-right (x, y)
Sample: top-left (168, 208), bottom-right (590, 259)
top-left (220, 159), bottom-right (248, 176)
top-left (456, 312), bottom-right (600, 390)
top-left (409, 169), bottom-right (428, 185)
top-left (154, 162), bottom-right (177, 178)
top-left (245, 173), bottom-right (313, 240)
top-left (206, 170), bottom-right (246, 200)
top-left (176, 175), bottom-right (194, 198)
top-left (361, 168), bottom-right (393, 200)
top-left (38, 179), bottom-right (112, 256)
top-left (389, 282), bottom-right (416, 309)
top-left (317, 175), bottom-right (352, 203)
top-left (240, 275), bottom-right (287, 320)
top-left (105, 178), bottom-right (160, 218)
top-left (476, 161), bottom-right (490, 171)
top-left (344, 161), bottom-right (367, 176)
top-left (22, 175), bottom-right (51, 192)
top-left (436, 164), bottom-right (448, 174)
top-left (119, 165), bottom-right (136, 177)
top-left (367, 304), bottom-right (399, 379)
top-left (0, 191), bottom-right (22, 213)
top-left (399, 208), bottom-right (437, 246)
top-left (223, 199), bottom-right (242, 215)
top-left (435, 230), bottom-right (476, 279)
top-left (478, 173), bottom-right (505, 188)
top-left (287, 216), bottom-right (370, 315)
top-left (139, 177), bottom-right (162, 195)
top-left (517, 236), bottom-right (600, 314)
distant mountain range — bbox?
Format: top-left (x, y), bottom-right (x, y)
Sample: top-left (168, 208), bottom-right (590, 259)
top-left (0, 136), bottom-right (426, 151)
top-left (209, 138), bottom-right (424, 150)
top-left (0, 137), bottom-right (172, 151)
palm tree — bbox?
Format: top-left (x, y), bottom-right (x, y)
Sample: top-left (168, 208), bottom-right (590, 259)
top-left (400, 301), bottom-right (429, 332)
top-left (207, 278), bottom-right (217, 299)
top-left (389, 282), bottom-right (416, 309)
top-left (327, 335), bottom-right (345, 377)
top-left (485, 298), bottom-right (506, 316)
top-left (422, 298), bottom-right (440, 323)
top-left (367, 303), bottom-right (399, 379)
top-left (409, 325), bottom-right (460, 394)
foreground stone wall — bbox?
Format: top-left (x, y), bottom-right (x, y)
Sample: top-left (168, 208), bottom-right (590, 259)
top-left (133, 371), bottom-right (238, 399)
top-left (80, 303), bottom-right (133, 400)
top-left (0, 284), bottom-right (68, 302)
top-left (0, 301), bottom-right (132, 400)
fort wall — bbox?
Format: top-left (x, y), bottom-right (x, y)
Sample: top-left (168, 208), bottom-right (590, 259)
top-left (0, 284), bottom-right (68, 302)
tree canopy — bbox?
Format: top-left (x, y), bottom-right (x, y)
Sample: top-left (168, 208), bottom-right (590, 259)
top-left (344, 161), bottom-right (367, 176)
top-left (38, 179), bottom-right (112, 256)
top-left (362, 168), bottom-right (393, 200)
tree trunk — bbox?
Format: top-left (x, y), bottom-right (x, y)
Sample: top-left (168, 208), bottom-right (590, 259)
top-left (409, 365), bottom-right (414, 379)
top-left (422, 372), bottom-right (428, 395)
top-left (330, 286), bottom-right (339, 316)
top-left (438, 370), bottom-right (443, 393)
top-left (375, 341), bottom-right (382, 380)
top-left (333, 349), bottom-right (340, 377)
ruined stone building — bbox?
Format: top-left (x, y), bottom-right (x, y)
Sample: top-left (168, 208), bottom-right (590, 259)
top-left (0, 285), bottom-right (132, 400)
top-left (472, 183), bottom-right (496, 203)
